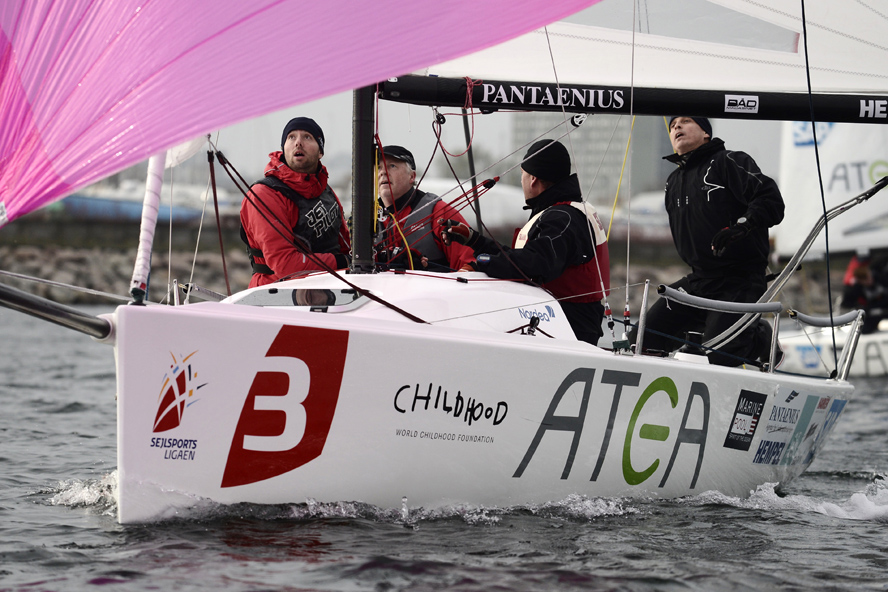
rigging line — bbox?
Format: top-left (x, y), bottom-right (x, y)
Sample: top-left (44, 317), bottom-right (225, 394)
top-left (0, 269), bottom-right (130, 303)
top-left (207, 136), bottom-right (231, 296)
top-left (431, 118), bottom-right (536, 285)
top-left (433, 113), bottom-right (582, 199)
top-left (435, 77), bottom-right (479, 159)
top-left (213, 148), bottom-right (428, 324)
top-left (542, 27), bottom-right (579, 162)
top-left (622, 1), bottom-right (640, 339)
top-left (800, 0), bottom-right (838, 370)
top-left (374, 180), bottom-right (496, 252)
top-left (184, 153), bottom-right (212, 304)
top-left (599, 117), bottom-right (628, 240)
top-left (214, 152), bottom-right (338, 273)
top-left (545, 24), bottom-right (615, 339)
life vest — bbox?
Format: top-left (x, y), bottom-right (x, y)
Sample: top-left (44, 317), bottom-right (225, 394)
top-left (382, 191), bottom-right (445, 263)
top-left (515, 201), bottom-right (610, 302)
top-left (241, 176), bottom-right (342, 275)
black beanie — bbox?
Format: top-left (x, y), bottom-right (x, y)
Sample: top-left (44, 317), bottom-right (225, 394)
top-left (522, 139), bottom-right (571, 182)
top-left (669, 116), bottom-right (712, 138)
top-left (281, 117), bottom-right (325, 154)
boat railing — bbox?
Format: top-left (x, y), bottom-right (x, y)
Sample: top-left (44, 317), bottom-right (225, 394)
top-left (786, 308), bottom-right (865, 381)
top-left (655, 284), bottom-right (784, 372)
top-left (655, 282), bottom-right (865, 378)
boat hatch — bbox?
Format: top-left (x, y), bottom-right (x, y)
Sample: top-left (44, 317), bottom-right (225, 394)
top-left (231, 287), bottom-right (369, 312)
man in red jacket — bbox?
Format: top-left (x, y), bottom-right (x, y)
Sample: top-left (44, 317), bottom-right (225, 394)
top-left (240, 117), bottom-right (351, 288)
top-left (376, 145), bottom-right (474, 271)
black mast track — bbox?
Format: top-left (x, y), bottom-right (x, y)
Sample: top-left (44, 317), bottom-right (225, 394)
top-left (380, 75), bottom-right (888, 124)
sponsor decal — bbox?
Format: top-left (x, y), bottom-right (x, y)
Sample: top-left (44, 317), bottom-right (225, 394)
top-left (801, 398), bottom-right (847, 465)
top-left (827, 160), bottom-right (888, 193)
top-left (305, 199), bottom-right (338, 238)
top-left (394, 428), bottom-right (495, 444)
top-left (752, 439), bottom-right (785, 465)
top-left (768, 404), bottom-right (801, 426)
top-left (724, 94), bottom-right (759, 114)
top-left (479, 83), bottom-right (625, 110)
top-left (518, 306), bottom-right (555, 322)
top-left (221, 325), bottom-right (349, 488)
top-left (150, 437), bottom-right (198, 461)
top-left (860, 99), bottom-right (888, 119)
top-left (779, 394), bottom-right (822, 466)
top-left (393, 382), bottom-right (508, 427)
top-left (513, 369), bottom-right (710, 490)
top-left (153, 351), bottom-right (206, 433)
top-left (724, 390), bottom-right (767, 451)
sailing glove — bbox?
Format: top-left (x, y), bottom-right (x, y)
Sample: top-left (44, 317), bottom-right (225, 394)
top-left (438, 219), bottom-right (479, 248)
top-left (711, 218), bottom-right (752, 257)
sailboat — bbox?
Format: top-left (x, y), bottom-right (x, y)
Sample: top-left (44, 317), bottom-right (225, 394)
top-left (775, 122), bottom-right (888, 377)
top-left (1, 1), bottom-right (885, 524)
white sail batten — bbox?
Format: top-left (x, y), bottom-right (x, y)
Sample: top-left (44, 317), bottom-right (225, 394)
top-left (129, 153), bottom-right (166, 302)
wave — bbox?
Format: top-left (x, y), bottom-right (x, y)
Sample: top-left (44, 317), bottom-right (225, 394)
top-left (682, 477), bottom-right (888, 522)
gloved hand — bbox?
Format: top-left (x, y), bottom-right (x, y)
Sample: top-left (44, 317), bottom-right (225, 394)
top-left (438, 219), bottom-right (479, 248)
top-left (400, 247), bottom-right (426, 269)
top-left (333, 252), bottom-right (351, 269)
top-left (711, 219), bottom-right (752, 257)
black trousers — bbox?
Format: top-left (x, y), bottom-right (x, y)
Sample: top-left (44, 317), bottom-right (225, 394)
top-left (629, 274), bottom-right (771, 366)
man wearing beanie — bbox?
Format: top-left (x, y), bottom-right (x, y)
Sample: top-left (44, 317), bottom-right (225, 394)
top-left (629, 116), bottom-right (785, 367)
top-left (375, 145), bottom-right (475, 271)
top-left (240, 116), bottom-right (351, 287)
top-left (440, 139), bottom-right (610, 345)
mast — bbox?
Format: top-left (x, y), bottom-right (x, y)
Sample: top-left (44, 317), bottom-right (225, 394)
top-left (351, 85), bottom-right (376, 273)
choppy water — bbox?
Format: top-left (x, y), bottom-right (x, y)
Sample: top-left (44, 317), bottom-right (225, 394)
top-left (2, 305), bottom-right (888, 591)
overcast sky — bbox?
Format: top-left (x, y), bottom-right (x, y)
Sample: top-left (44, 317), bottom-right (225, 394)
top-left (198, 0), bottom-right (790, 189)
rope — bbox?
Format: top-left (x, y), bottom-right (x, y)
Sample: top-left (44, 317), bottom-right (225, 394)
top-left (800, 0), bottom-right (838, 369)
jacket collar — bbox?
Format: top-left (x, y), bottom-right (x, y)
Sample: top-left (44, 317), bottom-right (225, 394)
top-left (383, 187), bottom-right (424, 214)
top-left (523, 173), bottom-right (582, 217)
top-left (265, 151), bottom-right (329, 199)
top-left (664, 137), bottom-right (725, 167)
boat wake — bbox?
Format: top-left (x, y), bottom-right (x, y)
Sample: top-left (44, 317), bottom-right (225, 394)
top-left (683, 477), bottom-right (888, 522)
top-left (46, 470), bottom-right (118, 516)
top-left (44, 471), bottom-right (888, 524)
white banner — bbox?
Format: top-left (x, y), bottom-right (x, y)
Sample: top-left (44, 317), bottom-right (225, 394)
top-left (774, 122), bottom-right (888, 258)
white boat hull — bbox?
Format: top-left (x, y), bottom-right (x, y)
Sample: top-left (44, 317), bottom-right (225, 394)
top-left (781, 326), bottom-right (888, 377)
top-left (113, 273), bottom-right (854, 523)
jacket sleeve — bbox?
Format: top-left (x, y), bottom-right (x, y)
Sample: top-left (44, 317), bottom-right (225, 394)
top-left (242, 184), bottom-right (338, 276)
top-left (431, 200), bottom-right (476, 270)
top-left (473, 207), bottom-right (590, 283)
top-left (723, 151), bottom-right (785, 229)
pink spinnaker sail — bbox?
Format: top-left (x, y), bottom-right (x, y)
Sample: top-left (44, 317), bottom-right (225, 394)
top-left (0, 0), bottom-right (600, 226)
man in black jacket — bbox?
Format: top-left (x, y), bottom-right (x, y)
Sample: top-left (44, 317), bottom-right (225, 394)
top-left (439, 139), bottom-right (610, 345)
top-left (630, 116), bottom-right (785, 366)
